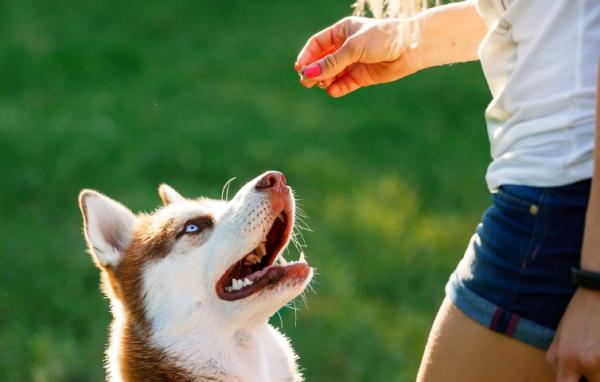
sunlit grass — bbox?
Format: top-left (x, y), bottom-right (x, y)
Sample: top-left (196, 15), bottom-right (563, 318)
top-left (0, 0), bottom-right (491, 380)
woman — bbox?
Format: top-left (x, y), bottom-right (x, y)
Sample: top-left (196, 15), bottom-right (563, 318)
top-left (295, 1), bottom-right (600, 380)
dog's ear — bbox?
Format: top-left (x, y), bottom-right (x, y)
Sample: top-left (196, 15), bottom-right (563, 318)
top-left (79, 190), bottom-right (136, 268)
top-left (158, 183), bottom-right (185, 206)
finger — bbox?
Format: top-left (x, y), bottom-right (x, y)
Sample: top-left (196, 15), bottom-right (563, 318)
top-left (327, 64), bottom-right (372, 97)
top-left (299, 78), bottom-right (316, 89)
top-left (317, 78), bottom-right (334, 89)
top-left (302, 38), bottom-right (361, 82)
top-left (295, 20), bottom-right (349, 71)
top-left (547, 342), bottom-right (559, 373)
top-left (558, 362), bottom-right (583, 382)
top-left (557, 370), bottom-right (581, 382)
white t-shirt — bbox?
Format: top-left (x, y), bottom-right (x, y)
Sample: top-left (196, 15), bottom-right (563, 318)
top-left (476, 0), bottom-right (600, 190)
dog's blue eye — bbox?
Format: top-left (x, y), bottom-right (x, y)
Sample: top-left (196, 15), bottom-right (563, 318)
top-left (178, 216), bottom-right (214, 238)
top-left (185, 223), bottom-right (200, 233)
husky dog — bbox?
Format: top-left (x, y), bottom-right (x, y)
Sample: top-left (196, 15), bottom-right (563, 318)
top-left (78, 171), bottom-right (313, 382)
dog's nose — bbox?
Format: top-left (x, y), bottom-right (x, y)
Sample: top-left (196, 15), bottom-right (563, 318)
top-left (255, 171), bottom-right (286, 190)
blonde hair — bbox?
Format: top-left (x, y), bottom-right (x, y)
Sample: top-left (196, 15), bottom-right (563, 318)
top-left (351, 0), bottom-right (448, 48)
top-left (351, 0), bottom-right (443, 18)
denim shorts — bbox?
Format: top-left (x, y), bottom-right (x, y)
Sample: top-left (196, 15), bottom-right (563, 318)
top-left (446, 179), bottom-right (591, 350)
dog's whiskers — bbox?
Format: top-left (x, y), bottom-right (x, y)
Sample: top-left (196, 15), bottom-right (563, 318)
top-left (276, 310), bottom-right (284, 328)
top-left (221, 177), bottom-right (237, 201)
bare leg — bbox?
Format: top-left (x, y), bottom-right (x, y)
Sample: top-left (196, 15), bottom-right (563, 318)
top-left (417, 298), bottom-right (556, 382)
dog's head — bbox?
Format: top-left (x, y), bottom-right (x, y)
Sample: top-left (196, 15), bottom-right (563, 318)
top-left (79, 171), bottom-right (312, 335)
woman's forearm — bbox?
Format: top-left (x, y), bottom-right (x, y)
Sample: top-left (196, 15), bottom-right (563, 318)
top-left (416, 0), bottom-right (488, 68)
top-left (581, 63), bottom-right (600, 271)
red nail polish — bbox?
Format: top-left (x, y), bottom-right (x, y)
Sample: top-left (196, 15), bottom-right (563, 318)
top-left (303, 64), bottom-right (322, 79)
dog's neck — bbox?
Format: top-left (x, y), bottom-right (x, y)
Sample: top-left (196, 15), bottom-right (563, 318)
top-left (108, 310), bottom-right (300, 382)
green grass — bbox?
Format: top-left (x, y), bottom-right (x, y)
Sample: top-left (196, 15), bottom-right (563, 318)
top-left (0, 1), bottom-right (491, 381)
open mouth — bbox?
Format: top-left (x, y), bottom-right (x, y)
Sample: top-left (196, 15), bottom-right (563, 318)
top-left (216, 209), bottom-right (310, 301)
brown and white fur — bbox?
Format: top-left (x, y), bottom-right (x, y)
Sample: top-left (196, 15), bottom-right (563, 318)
top-left (78, 171), bottom-right (313, 382)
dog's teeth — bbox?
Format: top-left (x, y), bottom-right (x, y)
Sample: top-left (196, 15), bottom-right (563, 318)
top-left (256, 242), bottom-right (267, 257)
top-left (277, 214), bottom-right (285, 223)
top-left (243, 278), bottom-right (253, 287)
top-left (225, 286), bottom-right (233, 293)
top-left (299, 252), bottom-right (307, 264)
top-left (232, 279), bottom-right (243, 291)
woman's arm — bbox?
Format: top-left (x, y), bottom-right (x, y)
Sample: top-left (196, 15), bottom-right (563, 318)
top-left (417, 0), bottom-right (488, 68)
top-left (581, 70), bottom-right (600, 272)
top-left (546, 63), bottom-right (600, 382)
top-left (294, 0), bottom-right (487, 97)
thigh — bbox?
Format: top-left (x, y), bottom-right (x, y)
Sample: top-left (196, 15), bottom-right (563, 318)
top-left (417, 298), bottom-right (556, 382)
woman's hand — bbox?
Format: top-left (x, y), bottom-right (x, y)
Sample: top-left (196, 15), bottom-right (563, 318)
top-left (547, 288), bottom-right (600, 381)
top-left (294, 1), bottom-right (487, 97)
top-left (294, 16), bottom-right (424, 97)
top-left (547, 61), bottom-right (600, 382)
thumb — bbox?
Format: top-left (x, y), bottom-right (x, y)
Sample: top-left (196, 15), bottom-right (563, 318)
top-left (303, 39), bottom-right (360, 81)
top-left (326, 64), bottom-right (373, 98)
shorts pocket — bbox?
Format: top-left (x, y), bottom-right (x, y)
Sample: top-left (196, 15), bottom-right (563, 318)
top-left (493, 187), bottom-right (532, 217)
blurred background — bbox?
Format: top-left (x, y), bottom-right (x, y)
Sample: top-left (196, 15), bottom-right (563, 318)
top-left (0, 1), bottom-right (492, 381)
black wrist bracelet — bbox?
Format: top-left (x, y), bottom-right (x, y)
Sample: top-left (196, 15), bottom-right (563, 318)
top-left (571, 267), bottom-right (600, 290)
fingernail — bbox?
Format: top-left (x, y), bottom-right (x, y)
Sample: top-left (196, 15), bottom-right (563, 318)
top-left (303, 64), bottom-right (322, 79)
